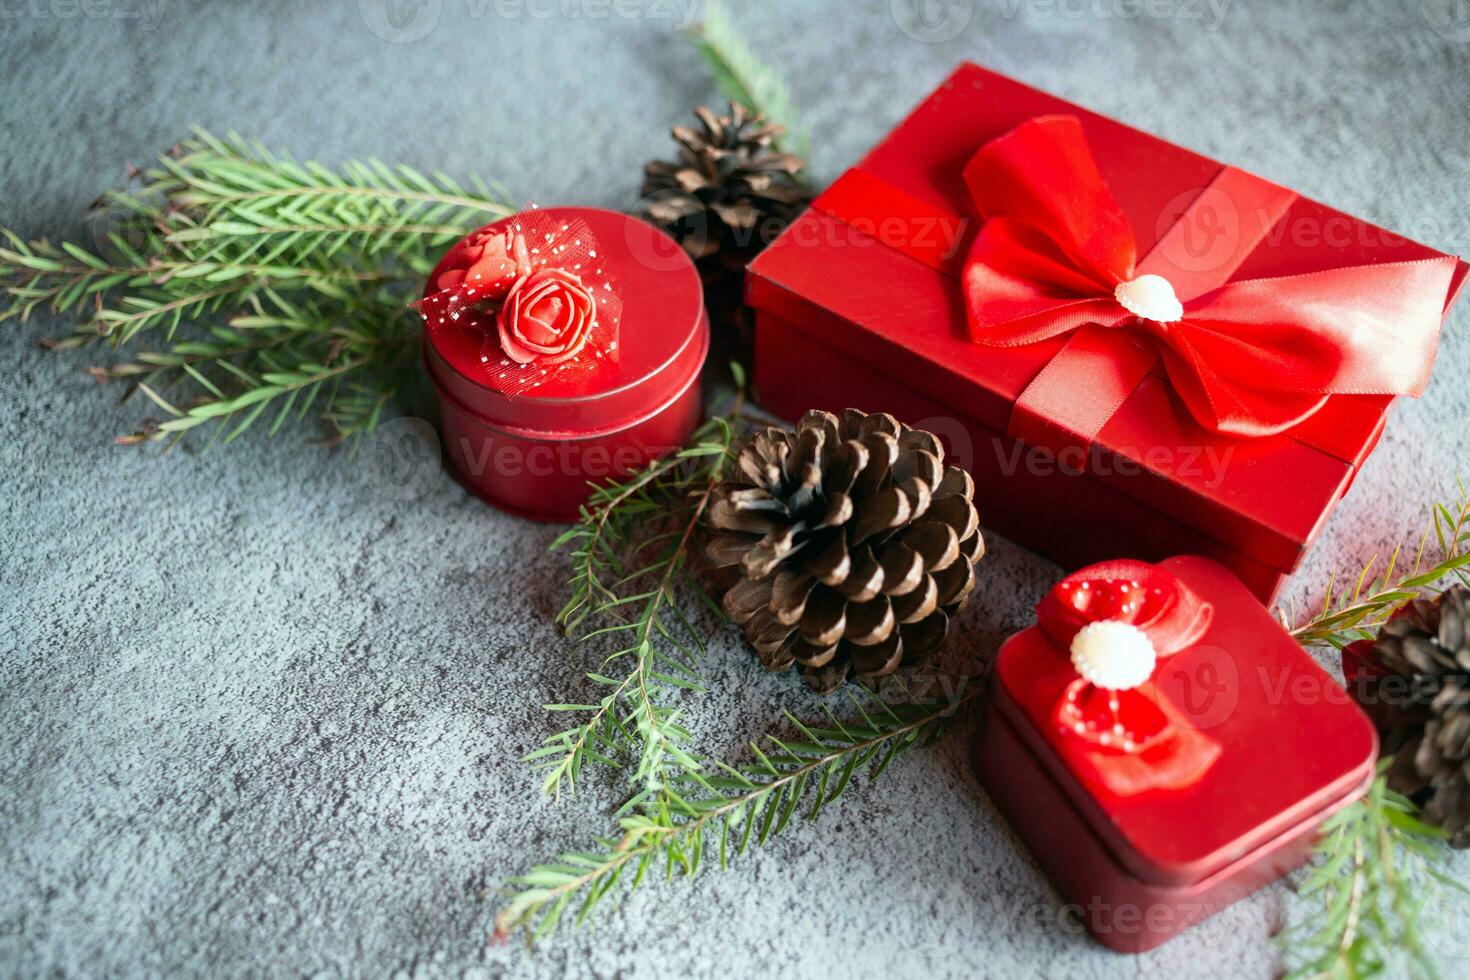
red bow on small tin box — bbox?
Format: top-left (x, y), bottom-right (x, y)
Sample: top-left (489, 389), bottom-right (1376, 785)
top-left (1037, 559), bottom-right (1220, 796)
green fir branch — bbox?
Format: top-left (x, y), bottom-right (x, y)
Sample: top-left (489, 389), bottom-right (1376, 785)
top-left (530, 381), bottom-right (752, 798)
top-left (131, 128), bottom-right (512, 264)
top-left (685, 0), bottom-right (810, 158)
top-left (102, 287), bottom-right (418, 449)
top-left (1, 229), bottom-right (394, 337)
top-left (1282, 769), bottom-right (1462, 979)
top-left (2, 130), bottom-right (511, 446)
top-left (1287, 482), bottom-right (1470, 648)
top-left (498, 676), bottom-right (983, 942)
top-left (1281, 483), bottom-right (1470, 977)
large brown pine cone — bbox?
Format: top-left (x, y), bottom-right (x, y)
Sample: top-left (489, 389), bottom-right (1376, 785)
top-left (1354, 585), bottom-right (1470, 847)
top-left (705, 409), bottom-right (984, 693)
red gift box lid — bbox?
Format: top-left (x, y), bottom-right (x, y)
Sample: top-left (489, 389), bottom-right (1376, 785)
top-left (991, 556), bottom-right (1377, 886)
top-left (423, 207), bottom-right (706, 439)
top-left (747, 64), bottom-right (1467, 575)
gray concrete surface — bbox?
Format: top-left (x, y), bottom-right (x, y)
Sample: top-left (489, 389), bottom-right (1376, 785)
top-left (3, 1), bottom-right (1469, 977)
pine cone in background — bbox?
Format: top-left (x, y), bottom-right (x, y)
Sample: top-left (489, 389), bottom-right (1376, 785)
top-left (1346, 585), bottom-right (1470, 847)
top-left (640, 102), bottom-right (812, 357)
top-left (705, 409), bottom-right (984, 693)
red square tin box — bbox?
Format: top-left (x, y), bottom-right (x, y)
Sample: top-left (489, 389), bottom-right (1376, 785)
top-left (746, 64), bottom-right (1467, 602)
top-left (972, 556), bottom-right (1377, 952)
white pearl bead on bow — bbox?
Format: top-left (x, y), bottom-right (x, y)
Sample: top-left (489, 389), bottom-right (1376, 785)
top-left (1114, 273), bottom-right (1183, 324)
top-left (1069, 620), bottom-right (1158, 691)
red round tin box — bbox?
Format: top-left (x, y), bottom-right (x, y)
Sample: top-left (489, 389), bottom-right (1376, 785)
top-left (421, 207), bottom-right (708, 521)
top-left (973, 556), bottom-right (1377, 953)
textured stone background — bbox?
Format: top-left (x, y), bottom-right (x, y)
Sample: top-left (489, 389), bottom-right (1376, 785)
top-left (3, 1), bottom-right (1469, 977)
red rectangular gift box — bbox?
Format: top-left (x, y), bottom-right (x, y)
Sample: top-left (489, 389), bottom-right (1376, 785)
top-left (746, 63), bottom-right (1467, 602)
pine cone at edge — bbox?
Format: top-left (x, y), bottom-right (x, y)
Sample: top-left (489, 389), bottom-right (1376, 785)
top-left (1347, 584), bottom-right (1470, 848)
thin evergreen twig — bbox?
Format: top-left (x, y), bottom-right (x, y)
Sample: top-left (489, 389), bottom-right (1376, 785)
top-left (1286, 482), bottom-right (1470, 648)
top-left (498, 677), bottom-right (983, 941)
top-left (684, 0), bottom-right (810, 158)
top-left (530, 380), bottom-right (752, 798)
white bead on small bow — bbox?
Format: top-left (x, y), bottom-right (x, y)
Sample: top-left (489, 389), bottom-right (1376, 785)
top-left (1069, 619), bottom-right (1158, 691)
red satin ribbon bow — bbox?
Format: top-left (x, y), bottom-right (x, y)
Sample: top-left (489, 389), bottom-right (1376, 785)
top-left (1038, 560), bottom-right (1219, 796)
top-left (962, 115), bottom-right (1458, 439)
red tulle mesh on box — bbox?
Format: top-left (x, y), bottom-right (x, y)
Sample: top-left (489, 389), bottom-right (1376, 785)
top-left (418, 210), bottom-right (623, 397)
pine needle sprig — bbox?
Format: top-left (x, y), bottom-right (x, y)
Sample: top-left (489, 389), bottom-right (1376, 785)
top-left (1281, 484), bottom-right (1470, 976)
top-left (2, 130), bottom-right (513, 446)
top-left (530, 380), bottom-right (754, 799)
top-left (1287, 482), bottom-right (1470, 648)
top-left (497, 676), bottom-right (984, 942)
top-left (1282, 768), bottom-right (1463, 979)
top-left (1, 229), bottom-right (389, 341)
top-left (685, 0), bottom-right (810, 158)
top-left (102, 287), bottom-right (419, 448)
top-left (133, 129), bottom-right (513, 265)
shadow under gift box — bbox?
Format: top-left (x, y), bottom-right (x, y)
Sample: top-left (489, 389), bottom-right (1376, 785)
top-left (422, 207), bottom-right (709, 521)
top-left (973, 556), bottom-right (1377, 953)
top-left (746, 63), bottom-right (1468, 603)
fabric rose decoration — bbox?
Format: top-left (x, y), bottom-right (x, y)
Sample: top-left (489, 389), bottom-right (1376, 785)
top-left (429, 226), bottom-right (599, 366)
top-left (497, 268), bottom-right (597, 365)
top-left (418, 212), bottom-right (617, 392)
top-left (433, 226), bottom-right (533, 298)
